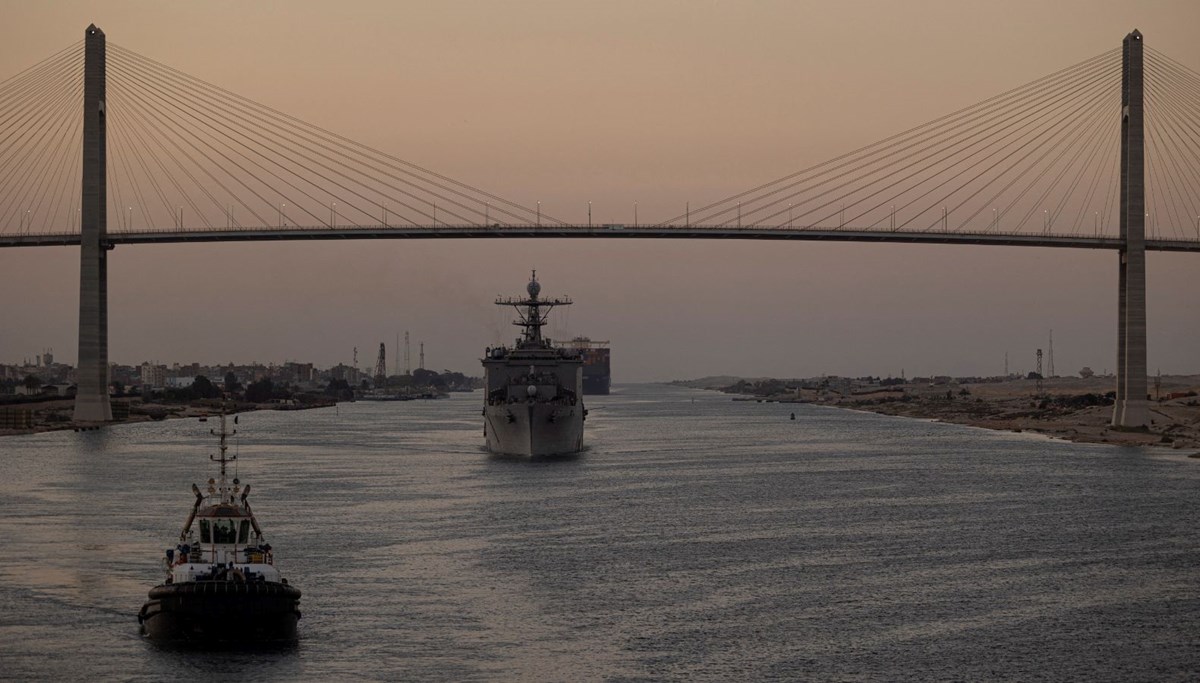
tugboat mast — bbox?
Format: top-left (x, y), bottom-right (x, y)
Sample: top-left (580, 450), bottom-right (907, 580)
top-left (495, 270), bottom-right (572, 348)
top-left (210, 410), bottom-right (237, 504)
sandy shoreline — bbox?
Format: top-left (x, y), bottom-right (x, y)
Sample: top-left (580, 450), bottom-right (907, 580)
top-left (714, 375), bottom-right (1200, 454)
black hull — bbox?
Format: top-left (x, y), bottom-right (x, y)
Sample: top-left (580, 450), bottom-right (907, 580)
top-left (582, 375), bottom-right (610, 395)
top-left (139, 581), bottom-right (301, 642)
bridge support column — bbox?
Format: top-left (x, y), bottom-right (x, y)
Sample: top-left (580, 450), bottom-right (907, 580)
top-left (73, 24), bottom-right (111, 423)
top-left (1113, 29), bottom-right (1148, 428)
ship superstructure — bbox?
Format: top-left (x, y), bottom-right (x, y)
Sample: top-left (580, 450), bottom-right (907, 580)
top-left (482, 272), bottom-right (585, 456)
top-left (138, 413), bottom-right (301, 642)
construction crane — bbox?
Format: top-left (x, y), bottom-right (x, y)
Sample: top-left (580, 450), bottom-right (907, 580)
top-left (374, 343), bottom-right (387, 385)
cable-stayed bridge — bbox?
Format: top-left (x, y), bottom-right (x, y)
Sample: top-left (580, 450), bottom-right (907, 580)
top-left (0, 25), bottom-right (1197, 427)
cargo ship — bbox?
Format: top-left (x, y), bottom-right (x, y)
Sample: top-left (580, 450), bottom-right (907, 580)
top-left (482, 272), bottom-right (585, 457)
top-left (554, 338), bottom-right (611, 395)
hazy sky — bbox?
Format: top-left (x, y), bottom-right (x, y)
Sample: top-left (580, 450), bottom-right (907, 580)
top-left (1, 0), bottom-right (1197, 381)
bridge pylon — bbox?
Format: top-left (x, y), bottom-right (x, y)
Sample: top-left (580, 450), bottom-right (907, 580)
top-left (73, 24), bottom-right (112, 423)
top-left (1113, 29), bottom-right (1148, 428)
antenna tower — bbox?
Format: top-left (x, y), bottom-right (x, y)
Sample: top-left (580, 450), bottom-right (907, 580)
top-left (374, 343), bottom-right (387, 385)
top-left (404, 332), bottom-right (411, 375)
top-left (1035, 349), bottom-right (1044, 395)
top-left (1048, 330), bottom-right (1056, 378)
top-left (419, 342), bottom-right (425, 371)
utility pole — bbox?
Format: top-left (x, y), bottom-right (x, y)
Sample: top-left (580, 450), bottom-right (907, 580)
top-left (1036, 349), bottom-right (1044, 395)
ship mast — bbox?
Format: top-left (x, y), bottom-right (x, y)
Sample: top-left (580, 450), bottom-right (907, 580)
top-left (495, 270), bottom-right (571, 348)
top-left (210, 410), bottom-right (237, 504)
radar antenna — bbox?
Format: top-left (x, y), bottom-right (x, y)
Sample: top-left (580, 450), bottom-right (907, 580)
top-left (495, 270), bottom-right (572, 348)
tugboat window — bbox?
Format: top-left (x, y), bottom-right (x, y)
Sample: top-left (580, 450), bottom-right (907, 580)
top-left (239, 520), bottom-right (251, 544)
top-left (211, 519), bottom-right (238, 544)
top-left (199, 520), bottom-right (211, 543)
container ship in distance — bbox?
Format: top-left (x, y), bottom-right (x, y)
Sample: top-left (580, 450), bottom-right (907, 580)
top-left (554, 337), bottom-right (611, 395)
top-left (482, 272), bottom-right (585, 457)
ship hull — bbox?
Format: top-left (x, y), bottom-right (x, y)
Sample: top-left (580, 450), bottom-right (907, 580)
top-left (484, 402), bottom-right (583, 457)
top-left (582, 374), bottom-right (610, 395)
top-left (138, 581), bottom-right (301, 642)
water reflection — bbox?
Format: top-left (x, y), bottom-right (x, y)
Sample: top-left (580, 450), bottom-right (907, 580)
top-left (0, 386), bottom-right (1197, 680)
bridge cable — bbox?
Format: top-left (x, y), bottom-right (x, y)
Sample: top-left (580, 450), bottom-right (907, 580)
top-left (108, 58), bottom-right (333, 229)
top-left (718, 52), bottom-right (1121, 228)
top-left (0, 72), bottom-right (82, 233)
top-left (109, 46), bottom-right (500, 227)
top-left (108, 51), bottom-right (437, 227)
top-left (655, 48), bottom-right (1120, 226)
top-left (108, 49), bottom-right (469, 228)
top-left (10, 73), bottom-right (81, 233)
top-left (740, 56), bottom-right (1120, 232)
top-left (108, 43), bottom-right (554, 227)
top-left (780, 61), bottom-right (1118, 231)
top-left (709, 52), bottom-right (1120, 227)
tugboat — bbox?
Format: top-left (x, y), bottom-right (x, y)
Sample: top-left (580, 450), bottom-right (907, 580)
top-left (482, 271), bottom-right (586, 456)
top-left (138, 413), bottom-right (301, 642)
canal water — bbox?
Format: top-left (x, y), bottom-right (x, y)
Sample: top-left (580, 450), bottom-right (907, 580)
top-left (0, 384), bottom-right (1197, 680)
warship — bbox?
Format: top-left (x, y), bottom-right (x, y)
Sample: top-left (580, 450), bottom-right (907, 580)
top-left (482, 272), bottom-right (585, 456)
top-left (137, 413), bottom-right (301, 642)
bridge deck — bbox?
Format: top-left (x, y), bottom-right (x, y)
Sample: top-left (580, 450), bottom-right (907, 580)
top-left (2, 225), bottom-right (1199, 252)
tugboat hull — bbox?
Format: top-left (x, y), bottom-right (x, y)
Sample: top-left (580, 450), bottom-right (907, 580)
top-left (139, 582), bottom-right (301, 642)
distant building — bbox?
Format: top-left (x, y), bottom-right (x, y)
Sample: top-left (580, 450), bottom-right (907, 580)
top-left (140, 363), bottom-right (168, 388)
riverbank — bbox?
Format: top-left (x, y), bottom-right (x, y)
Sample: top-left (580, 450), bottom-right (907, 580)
top-left (0, 397), bottom-right (337, 437)
top-left (684, 376), bottom-right (1200, 452)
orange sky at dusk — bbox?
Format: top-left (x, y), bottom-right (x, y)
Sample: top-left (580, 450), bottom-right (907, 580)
top-left (0, 0), bottom-right (1197, 381)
